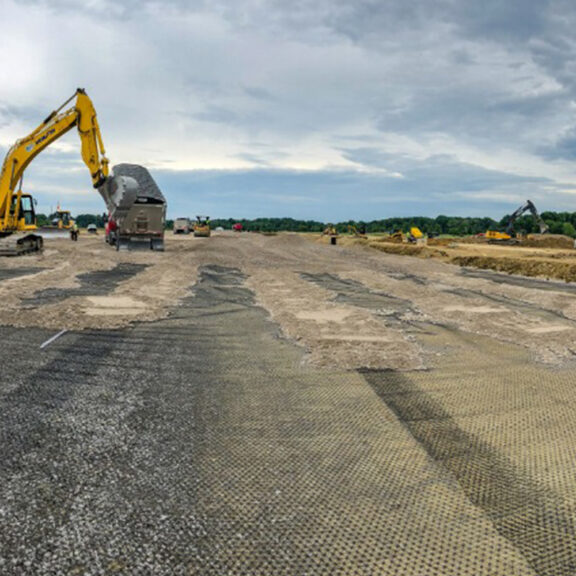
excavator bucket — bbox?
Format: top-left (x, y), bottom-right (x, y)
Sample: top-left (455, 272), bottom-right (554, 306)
top-left (96, 174), bottom-right (140, 221)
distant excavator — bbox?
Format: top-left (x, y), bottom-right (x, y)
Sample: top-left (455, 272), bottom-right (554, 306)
top-left (323, 224), bottom-right (338, 236)
top-left (348, 224), bottom-right (367, 239)
top-left (486, 200), bottom-right (549, 242)
top-left (505, 200), bottom-right (549, 236)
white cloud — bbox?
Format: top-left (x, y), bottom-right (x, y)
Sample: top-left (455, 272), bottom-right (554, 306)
top-left (1, 0), bottom-right (576, 219)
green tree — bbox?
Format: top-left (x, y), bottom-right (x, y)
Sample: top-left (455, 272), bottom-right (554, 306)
top-left (562, 222), bottom-right (576, 237)
top-left (36, 213), bottom-right (49, 226)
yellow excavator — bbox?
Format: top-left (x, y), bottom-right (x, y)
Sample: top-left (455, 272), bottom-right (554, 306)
top-left (485, 200), bottom-right (549, 244)
top-left (0, 88), bottom-right (111, 255)
top-left (485, 230), bottom-right (511, 241)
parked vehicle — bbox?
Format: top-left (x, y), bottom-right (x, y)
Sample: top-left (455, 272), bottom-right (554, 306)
top-left (173, 218), bottom-right (191, 234)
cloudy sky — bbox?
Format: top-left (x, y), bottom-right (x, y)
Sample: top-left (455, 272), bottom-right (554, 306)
top-left (2, 0), bottom-right (576, 221)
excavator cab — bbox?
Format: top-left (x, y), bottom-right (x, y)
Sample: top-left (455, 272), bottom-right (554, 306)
top-left (10, 192), bottom-right (37, 230)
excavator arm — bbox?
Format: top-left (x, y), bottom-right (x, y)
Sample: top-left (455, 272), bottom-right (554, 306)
top-left (505, 200), bottom-right (549, 236)
top-left (0, 88), bottom-right (109, 233)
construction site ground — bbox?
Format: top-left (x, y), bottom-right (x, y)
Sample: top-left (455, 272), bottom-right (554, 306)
top-left (1, 231), bottom-right (575, 575)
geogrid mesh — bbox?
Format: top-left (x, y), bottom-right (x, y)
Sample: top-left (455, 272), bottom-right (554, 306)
top-left (0, 268), bottom-right (43, 282)
top-left (0, 267), bottom-right (572, 574)
top-left (461, 268), bottom-right (576, 294)
top-left (21, 263), bottom-right (148, 306)
top-left (302, 271), bottom-right (576, 576)
top-left (364, 366), bottom-right (576, 576)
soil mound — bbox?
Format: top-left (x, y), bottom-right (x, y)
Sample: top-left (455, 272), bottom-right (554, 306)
top-left (521, 234), bottom-right (574, 249)
top-left (452, 255), bottom-right (576, 282)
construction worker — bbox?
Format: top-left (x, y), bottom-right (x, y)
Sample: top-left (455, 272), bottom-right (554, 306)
top-left (70, 223), bottom-right (79, 241)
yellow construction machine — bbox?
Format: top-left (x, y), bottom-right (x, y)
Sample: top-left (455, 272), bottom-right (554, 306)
top-left (51, 205), bottom-right (75, 230)
top-left (389, 230), bottom-right (405, 243)
top-left (348, 224), bottom-right (367, 239)
top-left (193, 215), bottom-right (211, 237)
top-left (0, 88), bottom-right (110, 255)
top-left (485, 230), bottom-right (511, 241)
top-left (387, 227), bottom-right (424, 243)
top-left (409, 227), bottom-right (423, 241)
top-left (322, 224), bottom-right (339, 245)
top-left (485, 200), bottom-right (548, 244)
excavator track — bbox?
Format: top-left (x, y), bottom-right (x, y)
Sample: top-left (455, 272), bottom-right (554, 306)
top-left (0, 233), bottom-right (43, 256)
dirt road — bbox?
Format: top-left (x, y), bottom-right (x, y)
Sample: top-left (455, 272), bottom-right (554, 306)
top-left (4, 232), bottom-right (576, 368)
top-left (0, 232), bottom-right (575, 574)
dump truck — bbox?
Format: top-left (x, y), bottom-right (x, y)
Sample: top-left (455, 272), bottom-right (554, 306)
top-left (408, 227), bottom-right (424, 243)
top-left (173, 217), bottom-right (191, 234)
top-left (103, 164), bottom-right (166, 251)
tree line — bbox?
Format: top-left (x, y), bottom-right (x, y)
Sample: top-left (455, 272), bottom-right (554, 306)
top-left (34, 212), bottom-right (576, 237)
top-left (36, 213), bottom-right (108, 228)
top-left (206, 214), bottom-right (576, 237)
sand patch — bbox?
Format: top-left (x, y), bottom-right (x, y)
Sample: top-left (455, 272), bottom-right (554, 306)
top-left (524, 325), bottom-right (574, 334)
top-left (84, 296), bottom-right (148, 316)
top-left (320, 334), bottom-right (393, 342)
top-left (296, 309), bottom-right (354, 323)
top-left (444, 305), bottom-right (504, 314)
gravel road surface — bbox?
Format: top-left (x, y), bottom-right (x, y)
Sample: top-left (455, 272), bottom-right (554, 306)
top-left (0, 232), bottom-right (575, 574)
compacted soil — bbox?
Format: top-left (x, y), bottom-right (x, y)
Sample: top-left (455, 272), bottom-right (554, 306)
top-left (1, 231), bottom-right (575, 575)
